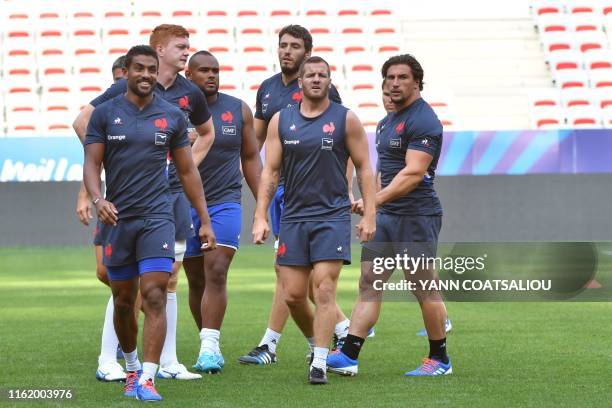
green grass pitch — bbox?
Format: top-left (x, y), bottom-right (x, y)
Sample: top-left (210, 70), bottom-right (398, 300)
top-left (0, 246), bottom-right (610, 407)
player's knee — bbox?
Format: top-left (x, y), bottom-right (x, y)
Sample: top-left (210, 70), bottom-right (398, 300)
top-left (142, 286), bottom-right (166, 311)
top-left (207, 265), bottom-right (228, 289)
top-left (113, 296), bottom-right (135, 317)
top-left (284, 288), bottom-right (307, 308)
top-left (313, 279), bottom-right (336, 305)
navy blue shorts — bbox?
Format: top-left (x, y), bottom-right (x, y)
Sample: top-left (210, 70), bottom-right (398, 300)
top-left (172, 191), bottom-right (194, 241)
top-left (106, 258), bottom-right (174, 281)
top-left (362, 213), bottom-right (441, 261)
top-left (276, 220), bottom-right (351, 266)
top-left (102, 217), bottom-right (175, 269)
top-left (93, 220), bottom-right (105, 246)
top-left (268, 184), bottom-right (284, 237)
top-left (185, 202), bottom-right (241, 257)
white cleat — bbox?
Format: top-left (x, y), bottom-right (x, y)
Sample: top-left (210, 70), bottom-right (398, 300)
top-left (157, 363), bottom-right (202, 380)
top-left (95, 361), bottom-right (127, 382)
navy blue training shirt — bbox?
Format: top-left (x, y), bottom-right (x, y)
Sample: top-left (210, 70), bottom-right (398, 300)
top-left (198, 92), bottom-right (243, 206)
top-left (85, 94), bottom-right (190, 219)
top-left (377, 98), bottom-right (443, 216)
top-left (278, 102), bottom-right (351, 223)
top-left (90, 75), bottom-right (211, 193)
top-left (255, 73), bottom-right (342, 123)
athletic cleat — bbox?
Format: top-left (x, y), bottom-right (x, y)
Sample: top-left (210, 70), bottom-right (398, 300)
top-left (309, 366), bottom-right (328, 385)
top-left (367, 326), bottom-right (376, 337)
top-left (416, 319), bottom-right (453, 337)
top-left (193, 352), bottom-right (224, 373)
top-left (95, 361), bottom-right (127, 382)
top-left (326, 350), bottom-right (358, 376)
top-left (404, 357), bottom-right (452, 376)
top-left (135, 379), bottom-right (163, 402)
top-left (123, 370), bottom-right (141, 398)
top-left (157, 363), bottom-right (202, 380)
top-left (238, 345), bottom-right (277, 365)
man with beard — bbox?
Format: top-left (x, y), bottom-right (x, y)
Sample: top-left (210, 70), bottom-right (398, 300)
top-left (327, 54), bottom-right (452, 377)
top-left (253, 56), bottom-right (376, 384)
top-left (83, 45), bottom-right (214, 401)
top-left (73, 24), bottom-right (216, 380)
top-left (239, 24), bottom-right (354, 366)
top-left (182, 50), bottom-right (262, 373)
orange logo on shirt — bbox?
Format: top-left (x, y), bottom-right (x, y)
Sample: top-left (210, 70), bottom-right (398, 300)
top-left (292, 91), bottom-right (303, 102)
top-left (221, 111), bottom-right (233, 123)
top-left (395, 122), bottom-right (405, 134)
top-left (154, 118), bottom-right (168, 131)
top-left (179, 95), bottom-right (189, 109)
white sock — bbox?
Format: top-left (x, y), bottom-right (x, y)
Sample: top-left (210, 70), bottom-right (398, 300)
top-left (335, 319), bottom-right (350, 338)
top-left (311, 347), bottom-right (328, 370)
top-left (306, 336), bottom-right (316, 352)
top-left (199, 328), bottom-right (221, 355)
top-left (159, 292), bottom-right (178, 368)
top-left (98, 295), bottom-right (120, 366)
top-left (258, 328), bottom-right (281, 353)
top-left (139, 362), bottom-right (158, 384)
top-left (123, 349), bottom-right (141, 372)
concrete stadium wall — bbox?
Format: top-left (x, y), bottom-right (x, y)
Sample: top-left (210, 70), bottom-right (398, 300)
top-left (1, 174), bottom-right (610, 247)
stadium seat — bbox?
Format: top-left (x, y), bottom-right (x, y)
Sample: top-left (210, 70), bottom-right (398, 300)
top-left (35, 5), bottom-right (66, 33)
top-left (589, 67), bottom-right (612, 87)
top-left (40, 67), bottom-right (70, 90)
top-left (202, 8), bottom-right (236, 29)
top-left (554, 68), bottom-right (589, 88)
top-left (240, 47), bottom-right (274, 71)
top-left (560, 87), bottom-right (595, 108)
top-left (38, 49), bottom-right (68, 76)
top-left (35, 29), bottom-right (66, 53)
top-left (530, 106), bottom-right (566, 129)
top-left (566, 106), bottom-right (602, 128)
top-left (243, 65), bottom-right (274, 92)
top-left (219, 65), bottom-right (242, 91)
top-left (583, 49), bottom-right (612, 70)
top-left (269, 9), bottom-right (296, 35)
top-left (541, 31), bottom-right (573, 54)
top-left (575, 31), bottom-right (608, 53)
top-left (338, 28), bottom-right (366, 50)
top-left (236, 9), bottom-right (267, 32)
top-left (301, 9), bottom-right (332, 33)
top-left (569, 12), bottom-right (601, 32)
top-left (356, 104), bottom-right (384, 133)
top-left (342, 46), bottom-right (369, 71)
top-left (547, 49), bottom-right (583, 74)
top-left (311, 29), bottom-right (335, 53)
top-left (102, 28), bottom-right (134, 58)
top-left (69, 28), bottom-right (101, 55)
top-left (4, 66), bottom-right (37, 89)
top-left (347, 87), bottom-right (380, 109)
top-left (312, 45), bottom-right (339, 66)
top-left (204, 29), bottom-right (235, 52)
top-left (6, 106), bottom-right (40, 136)
top-left (4, 30), bottom-right (36, 50)
top-left (236, 28), bottom-right (269, 52)
top-left (76, 84), bottom-right (106, 110)
top-left (3, 87), bottom-right (39, 113)
top-left (537, 13), bottom-right (569, 33)
top-left (375, 45), bottom-right (401, 67)
top-left (2, 49), bottom-right (36, 77)
top-left (345, 64), bottom-right (376, 90)
top-left (371, 27), bottom-right (400, 52)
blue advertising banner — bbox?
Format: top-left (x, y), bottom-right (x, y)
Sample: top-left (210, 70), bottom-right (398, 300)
top-left (1, 129), bottom-right (611, 182)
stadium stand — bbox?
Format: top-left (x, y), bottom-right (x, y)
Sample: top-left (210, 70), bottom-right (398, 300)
top-left (2, 0), bottom-right (610, 136)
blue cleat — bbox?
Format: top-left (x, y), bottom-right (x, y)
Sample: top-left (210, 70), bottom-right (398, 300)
top-left (135, 379), bottom-right (163, 402)
top-left (326, 351), bottom-right (358, 376)
top-left (193, 352), bottom-right (224, 373)
top-left (404, 358), bottom-right (452, 376)
top-left (123, 370), bottom-right (141, 398)
top-left (417, 319), bottom-right (452, 337)
top-left (238, 345), bottom-right (277, 365)
top-left (367, 326), bottom-right (376, 337)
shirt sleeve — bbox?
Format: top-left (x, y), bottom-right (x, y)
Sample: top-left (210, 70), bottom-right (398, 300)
top-left (170, 111), bottom-right (190, 150)
top-left (188, 87), bottom-right (212, 126)
top-left (90, 80), bottom-right (127, 107)
top-left (254, 84), bottom-right (264, 120)
top-left (84, 106), bottom-right (107, 145)
top-left (329, 84), bottom-right (342, 104)
top-left (406, 119), bottom-right (442, 157)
